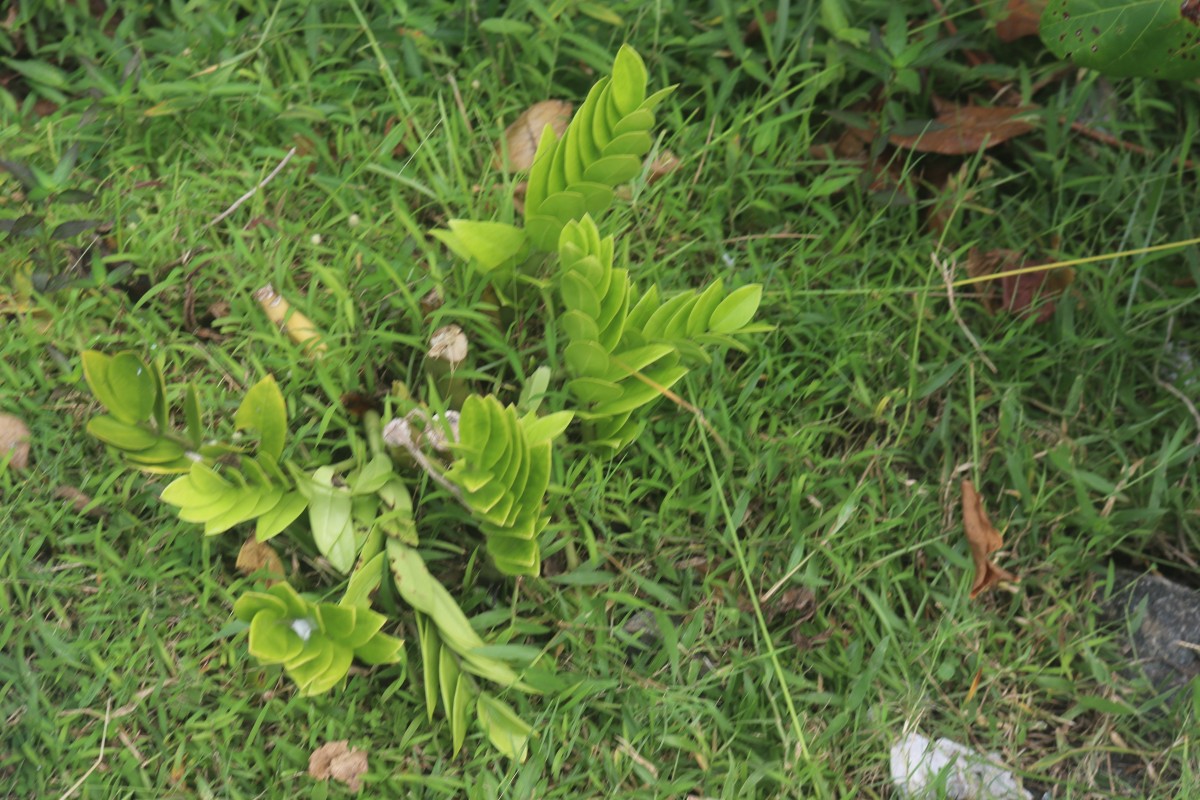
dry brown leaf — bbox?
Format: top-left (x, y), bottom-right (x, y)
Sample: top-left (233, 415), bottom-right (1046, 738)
top-left (496, 100), bottom-right (573, 172)
top-left (645, 149), bottom-right (681, 185)
top-left (54, 486), bottom-right (106, 517)
top-left (965, 248), bottom-right (1074, 323)
top-left (309, 740), bottom-right (368, 793)
top-left (890, 105), bottom-right (1037, 155)
top-left (961, 479), bottom-right (1018, 598)
top-left (0, 412), bottom-right (31, 470)
top-left (235, 536), bottom-right (285, 580)
top-left (995, 0), bottom-right (1046, 43)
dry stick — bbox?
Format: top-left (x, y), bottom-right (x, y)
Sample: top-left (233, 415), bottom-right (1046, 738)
top-left (57, 699), bottom-right (111, 800)
top-left (1069, 120), bottom-right (1196, 170)
top-left (445, 73), bottom-right (473, 134)
top-left (608, 355), bottom-right (732, 458)
top-left (935, 254), bottom-right (997, 374)
top-left (951, 234), bottom-right (1200, 289)
top-left (205, 147), bottom-right (297, 230)
top-left (1157, 377), bottom-right (1200, 448)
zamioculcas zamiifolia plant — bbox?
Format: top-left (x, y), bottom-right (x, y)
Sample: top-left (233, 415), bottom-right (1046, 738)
top-left (80, 45), bottom-right (765, 761)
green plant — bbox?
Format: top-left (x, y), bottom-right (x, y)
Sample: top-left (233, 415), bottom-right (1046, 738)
top-left (1040, 0), bottom-right (1200, 79)
top-left (79, 45), bottom-right (765, 761)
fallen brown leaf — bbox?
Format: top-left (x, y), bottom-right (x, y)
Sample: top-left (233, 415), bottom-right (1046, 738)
top-left (645, 149), bottom-right (681, 185)
top-left (0, 412), bottom-right (31, 470)
top-left (54, 486), bottom-right (106, 517)
top-left (890, 105), bottom-right (1037, 155)
top-left (965, 248), bottom-right (1073, 323)
top-left (995, 0), bottom-right (1046, 43)
top-left (961, 479), bottom-right (1018, 598)
top-left (496, 100), bottom-right (573, 172)
top-left (236, 536), bottom-right (285, 580)
top-left (309, 740), bottom-right (368, 793)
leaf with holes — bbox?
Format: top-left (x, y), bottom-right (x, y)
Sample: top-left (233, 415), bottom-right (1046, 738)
top-left (1040, 0), bottom-right (1200, 79)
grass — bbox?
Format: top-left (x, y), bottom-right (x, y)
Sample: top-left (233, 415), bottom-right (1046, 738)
top-left (2, 1), bottom-right (1199, 797)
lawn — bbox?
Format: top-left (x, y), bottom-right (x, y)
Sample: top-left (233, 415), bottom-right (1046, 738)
top-left (2, 2), bottom-right (1198, 798)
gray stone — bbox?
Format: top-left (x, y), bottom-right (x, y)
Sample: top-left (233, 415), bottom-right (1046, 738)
top-left (1102, 568), bottom-right (1200, 693)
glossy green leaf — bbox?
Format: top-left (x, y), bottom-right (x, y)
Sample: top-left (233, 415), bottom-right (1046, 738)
top-left (234, 376), bottom-right (287, 460)
top-left (306, 477), bottom-right (356, 572)
top-left (709, 284), bottom-right (763, 333)
top-left (106, 353), bottom-right (157, 425)
top-left (87, 415), bottom-right (161, 451)
top-left (248, 612), bottom-right (305, 665)
top-left (433, 220), bottom-right (528, 272)
top-left (521, 411), bottom-right (573, 446)
top-left (256, 490), bottom-right (308, 541)
top-left (354, 630), bottom-right (405, 665)
top-left (123, 438), bottom-right (186, 465)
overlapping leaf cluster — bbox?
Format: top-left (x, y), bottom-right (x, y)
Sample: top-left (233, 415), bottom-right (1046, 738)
top-left (523, 45), bottom-right (674, 250)
top-left (556, 216), bottom-right (765, 450)
top-left (388, 540), bottom-right (534, 759)
top-left (83, 352), bottom-right (311, 538)
top-left (442, 395), bottom-right (572, 576)
top-left (233, 582), bottom-right (403, 696)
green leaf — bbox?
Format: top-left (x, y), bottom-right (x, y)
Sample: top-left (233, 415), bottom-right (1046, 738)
top-left (248, 612), bottom-right (305, 665)
top-left (517, 366), bottom-right (551, 414)
top-left (709, 284), bottom-right (763, 333)
top-left (418, 613), bottom-right (440, 721)
top-left (582, 155), bottom-right (642, 185)
top-left (432, 220), bottom-right (528, 272)
top-left (342, 552), bottom-right (386, 608)
top-left (123, 438), bottom-right (186, 465)
top-left (2, 58), bottom-right (69, 89)
top-left (438, 643), bottom-right (461, 737)
top-left (107, 353), bottom-right (157, 425)
top-left (351, 455), bottom-right (394, 495)
top-left (478, 17), bottom-right (534, 36)
top-left (451, 672), bottom-right (472, 755)
top-left (148, 357), bottom-right (170, 432)
top-left (306, 472), bottom-right (356, 573)
top-left (234, 376), bottom-right (287, 460)
top-left (521, 411), bottom-right (573, 445)
top-left (476, 693), bottom-right (532, 761)
top-left (353, 630), bottom-right (405, 665)
top-left (1040, 0), bottom-right (1200, 79)
top-left (609, 45), bottom-right (648, 115)
top-left (87, 415), bottom-right (161, 451)
top-left (233, 590), bottom-right (288, 621)
top-left (255, 490), bottom-right (308, 541)
top-left (184, 383), bottom-right (204, 448)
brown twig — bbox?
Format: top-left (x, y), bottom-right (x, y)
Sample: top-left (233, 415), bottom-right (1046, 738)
top-left (205, 147), bottom-right (296, 229)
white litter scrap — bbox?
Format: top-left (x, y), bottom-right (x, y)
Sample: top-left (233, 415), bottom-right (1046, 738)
top-left (890, 733), bottom-right (1031, 800)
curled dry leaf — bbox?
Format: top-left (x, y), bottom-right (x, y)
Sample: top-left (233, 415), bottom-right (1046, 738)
top-left (254, 283), bottom-right (328, 355)
top-left (994, 0), bottom-right (1046, 42)
top-left (496, 100), bottom-right (573, 172)
top-left (961, 480), bottom-right (1018, 599)
top-left (0, 412), bottom-right (31, 470)
top-left (890, 105), bottom-right (1037, 155)
top-left (645, 148), bottom-right (681, 185)
top-left (236, 536), bottom-right (285, 580)
top-left (309, 740), bottom-right (368, 793)
top-left (428, 323), bottom-right (468, 366)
